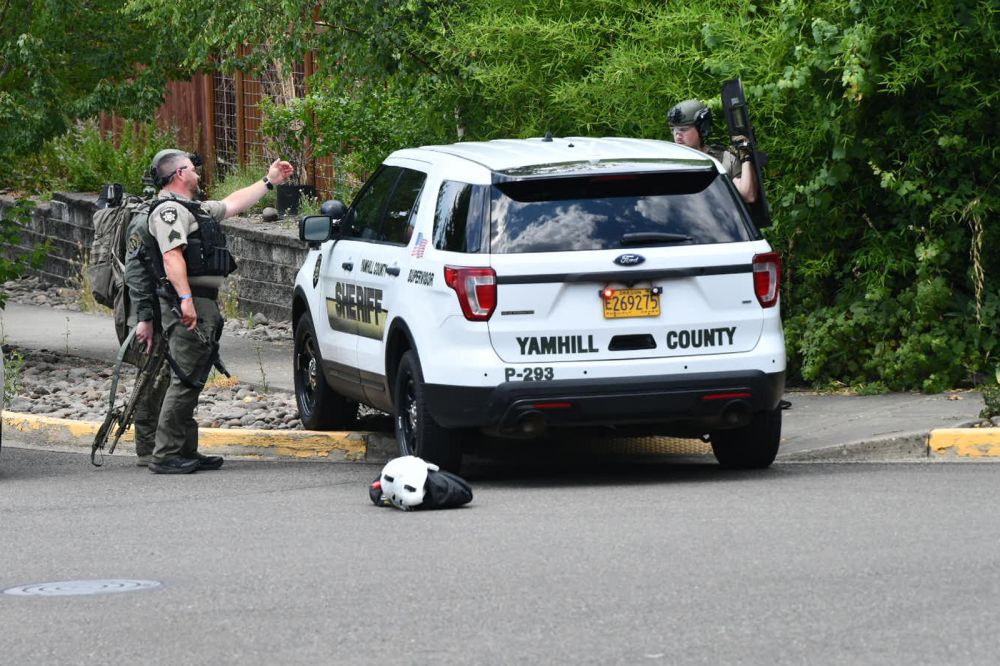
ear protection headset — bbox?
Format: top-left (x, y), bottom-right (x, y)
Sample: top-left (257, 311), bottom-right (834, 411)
top-left (691, 106), bottom-right (712, 141)
top-left (148, 150), bottom-right (203, 188)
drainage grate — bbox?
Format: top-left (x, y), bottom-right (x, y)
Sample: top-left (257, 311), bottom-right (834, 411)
top-left (3, 579), bottom-right (162, 597)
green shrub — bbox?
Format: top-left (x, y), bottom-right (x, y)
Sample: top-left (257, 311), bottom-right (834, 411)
top-left (13, 119), bottom-right (179, 195)
top-left (2, 347), bottom-right (26, 405)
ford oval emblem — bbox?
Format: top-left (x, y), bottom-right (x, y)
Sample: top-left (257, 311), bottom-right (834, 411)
top-left (614, 253), bottom-right (646, 267)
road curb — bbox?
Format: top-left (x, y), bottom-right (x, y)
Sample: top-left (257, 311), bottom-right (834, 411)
top-left (777, 430), bottom-right (929, 462)
top-left (929, 427), bottom-right (1000, 459)
top-left (2, 411), bottom-right (396, 463)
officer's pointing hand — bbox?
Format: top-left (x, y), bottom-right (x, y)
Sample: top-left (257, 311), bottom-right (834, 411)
top-left (267, 159), bottom-right (295, 186)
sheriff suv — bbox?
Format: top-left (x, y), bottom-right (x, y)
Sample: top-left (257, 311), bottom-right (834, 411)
top-left (292, 137), bottom-right (785, 471)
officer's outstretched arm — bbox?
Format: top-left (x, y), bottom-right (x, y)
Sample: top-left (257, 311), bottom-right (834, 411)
top-left (222, 159), bottom-right (295, 218)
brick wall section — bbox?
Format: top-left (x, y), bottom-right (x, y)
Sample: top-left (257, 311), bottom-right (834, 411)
top-left (1, 193), bottom-right (307, 322)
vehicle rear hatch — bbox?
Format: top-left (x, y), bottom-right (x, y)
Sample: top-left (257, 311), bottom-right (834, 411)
top-left (486, 166), bottom-right (766, 363)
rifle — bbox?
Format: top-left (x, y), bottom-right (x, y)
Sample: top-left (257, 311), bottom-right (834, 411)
top-left (91, 329), bottom-right (167, 467)
top-left (721, 78), bottom-right (772, 229)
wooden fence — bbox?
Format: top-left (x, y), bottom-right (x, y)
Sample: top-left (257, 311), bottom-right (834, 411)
top-left (101, 60), bottom-right (335, 197)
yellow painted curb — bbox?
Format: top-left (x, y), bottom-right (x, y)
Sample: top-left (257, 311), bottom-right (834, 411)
top-left (2, 411), bottom-right (383, 462)
top-left (929, 428), bottom-right (1000, 458)
top-left (3, 412), bottom-right (117, 440)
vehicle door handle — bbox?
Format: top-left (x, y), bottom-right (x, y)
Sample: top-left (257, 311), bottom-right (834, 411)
top-left (342, 262), bottom-right (353, 271)
top-left (385, 266), bottom-right (400, 277)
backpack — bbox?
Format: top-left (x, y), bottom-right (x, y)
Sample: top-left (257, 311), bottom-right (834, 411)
top-left (88, 184), bottom-right (152, 340)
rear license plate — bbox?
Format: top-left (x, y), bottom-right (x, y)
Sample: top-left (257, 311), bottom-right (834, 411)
top-left (602, 288), bottom-right (661, 319)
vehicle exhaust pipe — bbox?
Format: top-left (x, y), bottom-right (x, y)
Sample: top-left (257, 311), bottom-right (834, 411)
top-left (720, 400), bottom-right (752, 427)
top-left (518, 410), bottom-right (547, 436)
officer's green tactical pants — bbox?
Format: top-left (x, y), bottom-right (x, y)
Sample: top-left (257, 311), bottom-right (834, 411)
top-left (132, 354), bottom-right (170, 458)
top-left (152, 296), bottom-right (223, 462)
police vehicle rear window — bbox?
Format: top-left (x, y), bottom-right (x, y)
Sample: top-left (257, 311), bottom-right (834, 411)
top-left (433, 180), bottom-right (489, 253)
top-left (489, 171), bottom-right (753, 254)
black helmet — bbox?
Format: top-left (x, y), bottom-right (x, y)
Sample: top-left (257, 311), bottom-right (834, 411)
top-left (320, 199), bottom-right (346, 219)
top-left (667, 99), bottom-right (712, 141)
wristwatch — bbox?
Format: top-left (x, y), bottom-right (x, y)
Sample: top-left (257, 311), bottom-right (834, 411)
top-left (262, 176), bottom-right (274, 190)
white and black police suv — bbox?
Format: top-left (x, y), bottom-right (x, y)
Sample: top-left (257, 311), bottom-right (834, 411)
top-left (292, 137), bottom-right (785, 471)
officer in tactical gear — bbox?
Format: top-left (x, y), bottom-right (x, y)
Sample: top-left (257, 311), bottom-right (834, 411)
top-left (142, 149), bottom-right (293, 474)
top-left (667, 99), bottom-right (758, 205)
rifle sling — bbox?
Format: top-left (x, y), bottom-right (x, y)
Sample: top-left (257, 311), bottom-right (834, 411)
top-left (107, 327), bottom-right (138, 410)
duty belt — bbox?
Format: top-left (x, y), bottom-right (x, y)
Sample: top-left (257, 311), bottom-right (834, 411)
top-left (190, 286), bottom-right (219, 300)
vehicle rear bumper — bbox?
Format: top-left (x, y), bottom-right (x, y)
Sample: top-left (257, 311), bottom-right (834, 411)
top-left (424, 370), bottom-right (785, 434)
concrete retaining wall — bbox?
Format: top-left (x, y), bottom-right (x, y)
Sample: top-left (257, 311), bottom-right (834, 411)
top-left (1, 193), bottom-right (306, 322)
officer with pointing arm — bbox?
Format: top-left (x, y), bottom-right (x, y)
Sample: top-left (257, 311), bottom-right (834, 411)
top-left (143, 150), bottom-right (293, 474)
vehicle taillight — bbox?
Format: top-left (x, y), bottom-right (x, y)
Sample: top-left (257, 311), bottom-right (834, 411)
top-left (444, 266), bottom-right (497, 321)
top-left (752, 252), bottom-right (781, 308)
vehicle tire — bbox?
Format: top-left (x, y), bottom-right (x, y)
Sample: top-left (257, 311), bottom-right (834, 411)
top-left (393, 350), bottom-right (462, 472)
top-left (710, 407), bottom-right (782, 469)
top-left (294, 312), bottom-right (357, 430)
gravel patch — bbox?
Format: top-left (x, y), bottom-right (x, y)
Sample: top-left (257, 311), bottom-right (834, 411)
top-left (2, 277), bottom-right (391, 432)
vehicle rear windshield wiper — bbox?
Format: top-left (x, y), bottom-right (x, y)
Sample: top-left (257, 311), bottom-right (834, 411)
top-left (620, 232), bottom-right (692, 246)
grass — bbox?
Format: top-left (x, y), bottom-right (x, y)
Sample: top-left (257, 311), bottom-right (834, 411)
top-left (208, 161), bottom-right (277, 215)
top-left (220, 278), bottom-right (241, 320)
top-left (297, 193), bottom-right (323, 217)
top-left (205, 370), bottom-right (241, 390)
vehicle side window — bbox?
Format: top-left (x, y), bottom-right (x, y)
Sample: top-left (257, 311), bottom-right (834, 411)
top-left (433, 180), bottom-right (487, 253)
top-left (382, 168), bottom-right (427, 245)
top-left (345, 166), bottom-right (401, 240)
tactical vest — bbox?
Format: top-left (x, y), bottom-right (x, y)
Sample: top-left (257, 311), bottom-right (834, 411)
top-left (151, 198), bottom-right (237, 279)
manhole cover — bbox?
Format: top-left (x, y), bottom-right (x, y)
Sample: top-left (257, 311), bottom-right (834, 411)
top-left (3, 579), bottom-right (161, 597)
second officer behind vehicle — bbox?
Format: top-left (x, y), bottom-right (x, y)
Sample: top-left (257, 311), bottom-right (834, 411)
top-left (145, 149), bottom-right (293, 474)
top-left (668, 99), bottom-right (758, 205)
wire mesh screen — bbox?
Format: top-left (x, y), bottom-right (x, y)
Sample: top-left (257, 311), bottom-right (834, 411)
top-left (213, 73), bottom-right (238, 177)
top-left (213, 61), bottom-right (319, 189)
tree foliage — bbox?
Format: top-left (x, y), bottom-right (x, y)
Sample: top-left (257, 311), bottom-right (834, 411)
top-left (12, 0), bottom-right (1000, 391)
top-left (0, 0), bottom-right (187, 166)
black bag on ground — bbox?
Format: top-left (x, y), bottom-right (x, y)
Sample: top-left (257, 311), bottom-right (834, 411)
top-left (422, 469), bottom-right (474, 509)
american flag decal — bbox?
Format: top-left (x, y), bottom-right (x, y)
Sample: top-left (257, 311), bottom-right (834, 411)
top-left (411, 232), bottom-right (428, 258)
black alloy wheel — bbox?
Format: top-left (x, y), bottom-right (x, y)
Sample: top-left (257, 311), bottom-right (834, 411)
top-left (293, 312), bottom-right (357, 430)
top-left (393, 350), bottom-right (462, 471)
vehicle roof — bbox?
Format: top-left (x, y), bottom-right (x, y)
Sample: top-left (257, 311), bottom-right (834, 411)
top-left (389, 137), bottom-right (717, 174)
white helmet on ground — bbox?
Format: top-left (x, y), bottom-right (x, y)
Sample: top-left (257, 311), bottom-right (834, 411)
top-left (380, 456), bottom-right (439, 510)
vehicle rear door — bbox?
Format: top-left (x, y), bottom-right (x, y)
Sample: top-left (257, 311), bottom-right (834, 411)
top-left (485, 169), bottom-right (766, 364)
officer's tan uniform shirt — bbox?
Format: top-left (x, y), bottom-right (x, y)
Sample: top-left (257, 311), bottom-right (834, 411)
top-left (149, 194), bottom-right (227, 289)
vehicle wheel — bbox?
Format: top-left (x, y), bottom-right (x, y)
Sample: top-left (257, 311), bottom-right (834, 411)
top-left (294, 312), bottom-right (357, 430)
top-left (710, 407), bottom-right (782, 469)
top-left (393, 350), bottom-right (462, 471)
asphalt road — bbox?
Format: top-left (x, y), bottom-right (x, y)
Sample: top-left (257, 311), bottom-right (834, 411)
top-left (2, 442), bottom-right (1000, 665)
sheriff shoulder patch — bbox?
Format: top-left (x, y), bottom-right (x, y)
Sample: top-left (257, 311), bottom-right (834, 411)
top-left (126, 234), bottom-right (142, 253)
top-left (159, 208), bottom-right (178, 224)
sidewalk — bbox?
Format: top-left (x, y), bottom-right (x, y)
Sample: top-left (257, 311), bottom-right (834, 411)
top-left (1, 302), bottom-right (991, 463)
